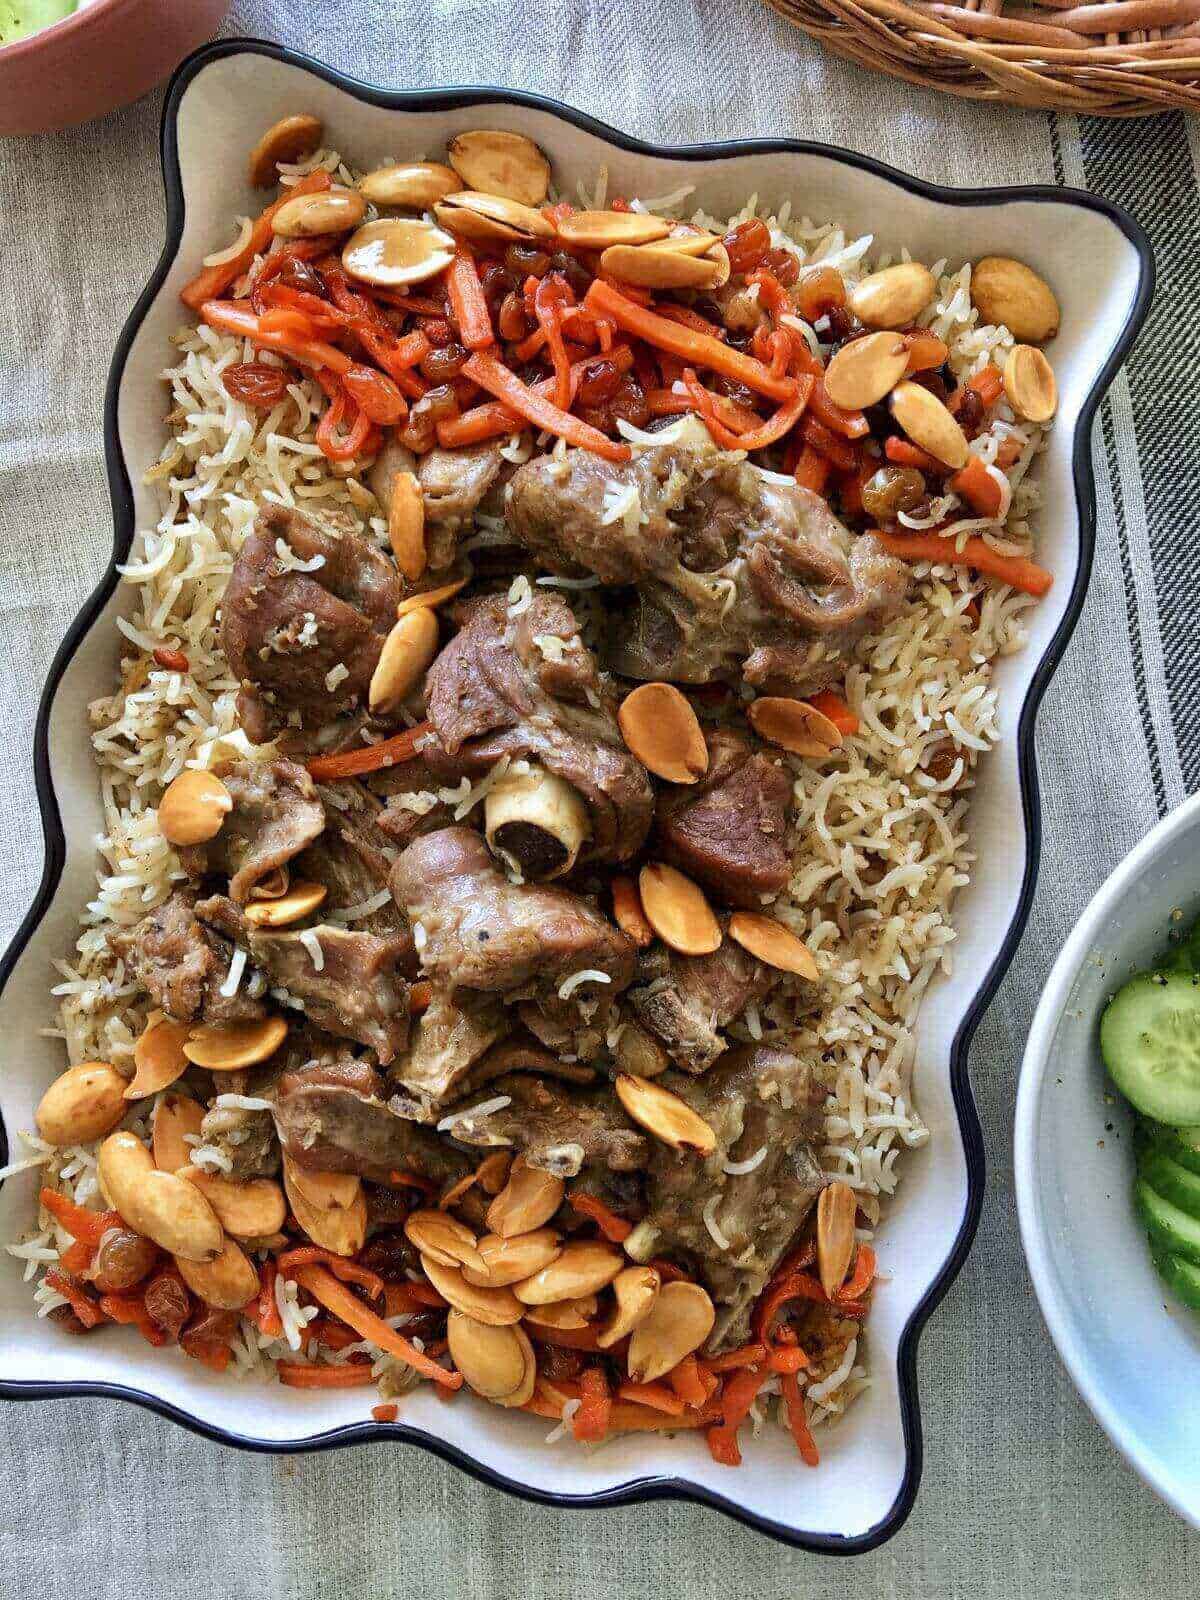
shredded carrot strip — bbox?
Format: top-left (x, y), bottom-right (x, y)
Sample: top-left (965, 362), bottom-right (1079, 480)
top-left (279, 1361), bottom-right (375, 1388)
top-left (683, 369), bottom-right (812, 453)
top-left (667, 1354), bottom-right (709, 1408)
top-left (874, 530), bottom-right (1053, 598)
top-left (182, 1335), bottom-right (233, 1371)
top-left (806, 689), bottom-right (859, 736)
top-left (702, 1342), bottom-right (766, 1374)
top-left (98, 1289), bottom-right (169, 1345)
top-left (884, 435), bottom-right (942, 473)
top-left (968, 362), bottom-right (1004, 406)
top-left (786, 337), bottom-right (869, 439)
top-left (800, 415), bottom-right (857, 471)
top-left (39, 1189), bottom-right (121, 1247)
top-left (45, 1268), bottom-right (106, 1330)
top-left (569, 1193), bottom-right (633, 1243)
top-left (534, 276), bottom-right (574, 410)
top-left (573, 1366), bottom-right (612, 1440)
top-left (384, 1281), bottom-right (447, 1317)
top-left (200, 299), bottom-right (352, 375)
top-left (294, 1265), bottom-right (462, 1389)
top-left (616, 1380), bottom-right (686, 1416)
top-left (447, 249), bottom-right (495, 351)
top-left (252, 1261), bottom-right (283, 1339)
top-left (437, 347), bottom-right (633, 449)
top-left (59, 1239), bottom-right (94, 1275)
top-left (306, 722), bottom-right (432, 781)
top-left (780, 1371), bottom-right (820, 1466)
top-left (837, 1243), bottom-right (876, 1303)
top-left (180, 172), bottom-right (332, 309)
top-left (792, 443), bottom-right (831, 495)
top-left (654, 302), bottom-right (726, 340)
top-left (276, 1247), bottom-right (384, 1302)
top-left (372, 1402), bottom-right (400, 1422)
top-left (460, 351), bottom-right (630, 462)
top-left (525, 1378), bottom-right (715, 1431)
top-left (950, 454), bottom-right (1004, 518)
top-left (706, 1364), bottom-right (769, 1468)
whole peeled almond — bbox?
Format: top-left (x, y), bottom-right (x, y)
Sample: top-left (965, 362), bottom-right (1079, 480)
top-left (627, 1280), bottom-right (715, 1383)
top-left (447, 1309), bottom-right (535, 1401)
top-left (388, 471), bottom-right (426, 583)
top-left (434, 191), bottom-right (554, 246)
top-left (158, 769), bottom-right (232, 847)
top-left (728, 911), bottom-right (819, 980)
top-left (848, 262), bottom-right (936, 330)
top-left (599, 244), bottom-right (722, 292)
top-left (421, 1255), bottom-right (524, 1325)
top-left (175, 1237), bottom-right (260, 1311)
top-left (889, 380), bottom-right (969, 469)
top-left (369, 608), bottom-right (439, 715)
top-left (243, 880), bottom-right (327, 929)
top-left (817, 1179), bottom-right (858, 1299)
top-left (618, 683), bottom-right (708, 785)
top-left (447, 130), bottom-right (550, 206)
top-left (486, 1156), bottom-right (564, 1239)
top-left (512, 1240), bottom-right (623, 1305)
top-left (152, 1092), bottom-right (205, 1173)
top-left (638, 863), bottom-right (721, 956)
top-left (342, 217), bottom-right (456, 289)
top-left (36, 1061), bottom-right (127, 1146)
top-left (272, 185), bottom-right (366, 239)
top-left (1003, 345), bottom-right (1057, 423)
top-left (971, 256), bottom-right (1059, 344)
top-left (597, 1265), bottom-right (660, 1348)
top-left (183, 1015), bottom-right (288, 1072)
top-left (747, 696), bottom-right (843, 758)
top-left (359, 161), bottom-right (463, 209)
top-left (97, 1132), bottom-right (223, 1261)
top-left (125, 1015), bottom-right (191, 1100)
top-left (556, 210), bottom-right (672, 249)
top-left (824, 332), bottom-right (910, 410)
top-left (247, 113), bottom-right (323, 188)
top-left (615, 1073), bottom-right (717, 1157)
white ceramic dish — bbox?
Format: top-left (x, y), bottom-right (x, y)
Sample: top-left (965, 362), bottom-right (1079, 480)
top-left (1017, 793), bottom-right (1200, 1530)
top-left (0, 38), bottom-right (1151, 1552)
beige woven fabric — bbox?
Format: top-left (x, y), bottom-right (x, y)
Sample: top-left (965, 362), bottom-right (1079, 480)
top-left (0, 3), bottom-right (1194, 1593)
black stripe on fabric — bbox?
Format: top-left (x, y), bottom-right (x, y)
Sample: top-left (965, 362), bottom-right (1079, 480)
top-left (1077, 112), bottom-right (1198, 805)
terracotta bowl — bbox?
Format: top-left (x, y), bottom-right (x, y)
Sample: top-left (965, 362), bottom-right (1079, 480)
top-left (0, 0), bottom-right (230, 135)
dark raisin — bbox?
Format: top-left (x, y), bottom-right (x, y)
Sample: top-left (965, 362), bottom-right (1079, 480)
top-left (577, 359), bottom-right (620, 407)
top-left (420, 342), bottom-right (468, 383)
top-left (722, 219), bottom-right (771, 277)
top-left (824, 305), bottom-right (865, 345)
top-left (144, 1271), bottom-right (191, 1342)
top-left (957, 388), bottom-right (985, 436)
top-left (87, 1226), bottom-right (159, 1294)
top-left (359, 1230), bottom-right (418, 1276)
top-left (504, 242), bottom-right (551, 280)
top-left (761, 247), bottom-right (800, 287)
top-left (715, 374), bottom-right (756, 409)
top-left (47, 1303), bottom-right (92, 1335)
top-left (861, 467), bottom-right (927, 523)
top-left (498, 291), bottom-right (528, 343)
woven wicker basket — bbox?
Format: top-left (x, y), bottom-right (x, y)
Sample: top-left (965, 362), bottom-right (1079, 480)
top-left (764, 0), bottom-right (1200, 114)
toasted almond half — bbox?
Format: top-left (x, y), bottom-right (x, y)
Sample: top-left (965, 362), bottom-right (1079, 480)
top-left (447, 1309), bottom-right (535, 1400)
top-left (889, 380), bottom-right (969, 469)
top-left (817, 1180), bottom-right (858, 1298)
top-left (616, 1074), bottom-right (717, 1157)
top-left (342, 218), bottom-right (456, 289)
top-left (125, 1015), bottom-right (191, 1100)
top-left (282, 1155), bottom-right (361, 1213)
top-left (420, 1254), bottom-right (524, 1325)
top-left (243, 880), bottom-right (328, 929)
top-left (637, 863), bottom-right (721, 956)
top-left (521, 1294), bottom-right (597, 1330)
top-left (397, 571), bottom-right (471, 617)
top-left (475, 1151), bottom-right (513, 1196)
top-left (611, 875), bottom-right (655, 950)
top-left (824, 332), bottom-right (910, 411)
top-left (486, 1156), bottom-right (564, 1239)
top-left (555, 210), bottom-right (672, 249)
top-left (388, 470), bottom-right (426, 582)
top-left (626, 1280), bottom-right (715, 1383)
top-left (152, 1092), bottom-right (205, 1173)
top-left (617, 683), bottom-right (708, 784)
top-left (272, 185), bottom-right (366, 239)
top-left (461, 1228), bottom-right (562, 1289)
top-left (180, 1167), bottom-right (287, 1239)
top-left (748, 695), bottom-right (843, 757)
top-left (438, 1169), bottom-right (479, 1212)
top-left (656, 228), bottom-right (721, 256)
top-left (848, 262), bottom-right (936, 330)
top-left (369, 608), bottom-right (440, 716)
top-left (614, 1020), bottom-right (670, 1079)
top-left (404, 1208), bottom-right (487, 1273)
top-left (158, 769), bottom-right (232, 847)
top-left (183, 1015), bottom-right (288, 1072)
top-left (512, 1240), bottom-right (623, 1305)
top-left (283, 1155), bottom-right (367, 1255)
top-left (434, 191), bottom-right (555, 246)
top-left (728, 911), bottom-right (819, 980)
top-left (248, 114), bottom-right (323, 188)
top-left (1003, 345), bottom-right (1057, 423)
top-left (175, 1237), bottom-right (260, 1310)
top-left (597, 1265), bottom-right (660, 1348)
top-left (447, 130), bottom-right (550, 206)
top-left (359, 161), bottom-right (462, 209)
top-left (600, 243), bottom-right (722, 292)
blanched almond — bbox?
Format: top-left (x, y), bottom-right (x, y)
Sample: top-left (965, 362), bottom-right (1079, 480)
top-left (283, 1155), bottom-right (367, 1256)
top-left (434, 191), bottom-right (554, 246)
top-left (175, 1237), bottom-right (259, 1310)
top-left (494, 1323), bottom-right (538, 1406)
top-left (728, 912), bottom-right (818, 980)
top-left (369, 607), bottom-right (439, 715)
top-left (447, 1310), bottom-right (534, 1400)
top-left (747, 695), bottom-right (842, 757)
top-left (971, 256), bottom-right (1059, 343)
top-left (388, 471), bottom-right (426, 582)
top-left (486, 1156), bottom-right (564, 1238)
top-left (597, 1265), bottom-right (660, 1347)
top-left (512, 1240), bottom-right (623, 1304)
top-left (420, 1254), bottom-right (524, 1325)
top-left (342, 218), bottom-right (456, 289)
top-left (285, 1161), bottom-right (360, 1213)
top-left (98, 1132), bottom-right (223, 1262)
top-left (158, 769), bottom-right (232, 846)
top-left (1003, 345), bottom-right (1057, 423)
top-left (521, 1294), bottom-right (597, 1330)
top-left (248, 114), bottom-right (323, 188)
top-left (179, 1167), bottom-right (286, 1238)
top-left (615, 1074), bottom-right (716, 1156)
top-left (600, 243), bottom-right (722, 292)
top-left (183, 1016), bottom-right (288, 1072)
top-left (617, 683), bottom-right (708, 784)
top-left (638, 863), bottom-right (721, 956)
top-left (438, 1170), bottom-right (479, 1211)
top-left (124, 1016), bottom-right (191, 1100)
top-left (36, 1061), bottom-right (127, 1146)
top-left (626, 1280), bottom-right (715, 1382)
top-left (849, 262), bottom-right (936, 330)
top-left (461, 1228), bottom-right (561, 1288)
top-left (359, 161), bottom-right (462, 209)
top-left (824, 332), bottom-right (909, 410)
top-left (272, 186), bottom-right (366, 239)
top-left (243, 880), bottom-right (327, 929)
top-left (889, 380), bottom-right (969, 469)
top-left (657, 228), bottom-right (721, 256)
top-left (404, 1208), bottom-right (487, 1273)
top-left (475, 1151), bottom-right (513, 1196)
top-left (817, 1180), bottom-right (858, 1298)
top-left (556, 210), bottom-right (672, 249)
top-left (396, 572), bottom-right (470, 617)
top-left (152, 1093), bottom-right (205, 1173)
top-left (611, 876), bottom-right (654, 949)
top-left (447, 130), bottom-right (550, 206)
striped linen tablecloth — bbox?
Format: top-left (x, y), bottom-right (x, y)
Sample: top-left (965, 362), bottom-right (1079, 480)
top-left (0, 1), bottom-right (1192, 1593)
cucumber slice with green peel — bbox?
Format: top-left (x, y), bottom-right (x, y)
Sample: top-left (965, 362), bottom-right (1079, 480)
top-left (1100, 971), bottom-right (1200, 1125)
top-left (1136, 1178), bottom-right (1200, 1265)
top-left (1151, 1250), bottom-right (1200, 1312)
top-left (1145, 1123), bottom-right (1200, 1177)
top-left (0, 0), bottom-right (75, 44)
top-left (1138, 1147), bottom-right (1200, 1219)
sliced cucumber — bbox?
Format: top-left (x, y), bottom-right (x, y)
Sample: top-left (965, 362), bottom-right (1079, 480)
top-left (0, 0), bottom-right (75, 44)
top-left (1100, 971), bottom-right (1200, 1125)
top-left (1145, 1123), bottom-right (1200, 1177)
top-left (1136, 1178), bottom-right (1200, 1265)
top-left (1138, 1147), bottom-right (1200, 1219)
top-left (1152, 1250), bottom-right (1200, 1312)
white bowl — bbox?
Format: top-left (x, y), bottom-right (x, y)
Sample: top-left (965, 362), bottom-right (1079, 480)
top-left (1017, 793), bottom-right (1200, 1529)
top-left (0, 37), bottom-right (1151, 1552)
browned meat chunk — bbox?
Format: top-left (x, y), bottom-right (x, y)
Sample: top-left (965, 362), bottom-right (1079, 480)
top-left (301, 781), bottom-right (408, 940)
top-left (196, 895), bottom-right (410, 1064)
top-left (444, 1072), bottom-right (648, 1177)
top-left (272, 1052), bottom-right (468, 1187)
top-left (373, 755), bottom-right (461, 852)
top-left (178, 758), bottom-right (325, 902)
top-left (656, 729), bottom-right (792, 909)
top-left (635, 1045), bottom-right (826, 1349)
top-left (369, 437), bottom-right (507, 573)
top-left (505, 441), bottom-right (910, 694)
top-left (424, 592), bottom-right (653, 866)
top-left (113, 891), bottom-right (267, 1027)
top-left (392, 988), bottom-right (510, 1108)
top-left (220, 503), bottom-right (401, 743)
top-left (628, 934), bottom-right (780, 1074)
top-left (391, 826), bottom-right (634, 1000)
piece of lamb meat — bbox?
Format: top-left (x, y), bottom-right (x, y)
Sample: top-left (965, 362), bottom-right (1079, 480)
top-left (391, 988), bottom-right (510, 1109)
top-left (505, 440), bottom-right (910, 694)
top-left (633, 1044), bottom-right (827, 1349)
top-left (300, 781), bottom-right (408, 940)
top-left (220, 503), bottom-right (401, 743)
top-left (443, 1072), bottom-right (648, 1177)
top-left (113, 891), bottom-right (268, 1027)
top-left (178, 758), bottom-right (325, 902)
top-left (423, 591), bottom-right (653, 866)
top-left (196, 895), bottom-right (411, 1064)
top-left (628, 933), bottom-right (781, 1074)
top-left (655, 728), bottom-right (792, 909)
top-left (369, 436), bottom-right (507, 573)
top-left (271, 1052), bottom-right (468, 1187)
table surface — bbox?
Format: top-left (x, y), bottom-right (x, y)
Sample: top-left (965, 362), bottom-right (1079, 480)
top-left (1, 2), bottom-right (1196, 1593)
